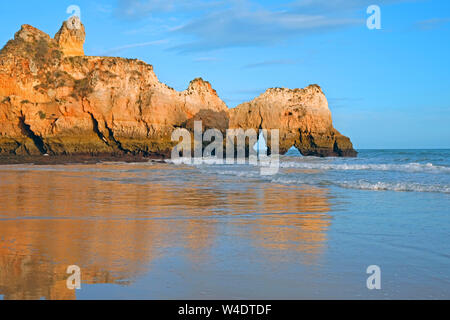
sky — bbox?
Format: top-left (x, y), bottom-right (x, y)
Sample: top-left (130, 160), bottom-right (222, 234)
top-left (0, 0), bottom-right (449, 149)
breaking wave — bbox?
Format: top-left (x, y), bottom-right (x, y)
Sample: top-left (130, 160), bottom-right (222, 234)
top-left (280, 161), bottom-right (450, 174)
top-left (337, 180), bottom-right (450, 194)
top-left (162, 151), bottom-right (450, 194)
top-left (271, 177), bottom-right (450, 194)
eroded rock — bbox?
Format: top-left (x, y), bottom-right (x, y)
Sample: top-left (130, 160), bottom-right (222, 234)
top-left (54, 17), bottom-right (85, 57)
top-left (0, 20), bottom-right (356, 158)
top-left (229, 86), bottom-right (357, 157)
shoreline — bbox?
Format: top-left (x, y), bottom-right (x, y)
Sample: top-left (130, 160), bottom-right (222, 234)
top-left (0, 154), bottom-right (166, 165)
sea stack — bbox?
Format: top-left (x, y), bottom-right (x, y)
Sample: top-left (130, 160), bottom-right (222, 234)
top-left (229, 86), bottom-right (357, 157)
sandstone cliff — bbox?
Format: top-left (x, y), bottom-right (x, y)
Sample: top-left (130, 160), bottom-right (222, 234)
top-left (0, 20), bottom-right (356, 158)
top-left (54, 16), bottom-right (85, 57)
top-left (229, 86), bottom-right (356, 157)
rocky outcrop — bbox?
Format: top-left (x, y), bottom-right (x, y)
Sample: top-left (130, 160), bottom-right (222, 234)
top-left (229, 86), bottom-right (357, 157)
top-left (54, 16), bottom-right (85, 57)
top-left (0, 20), bottom-right (356, 158)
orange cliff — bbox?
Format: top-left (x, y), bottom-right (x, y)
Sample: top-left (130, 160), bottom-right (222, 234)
top-left (0, 19), bottom-right (357, 158)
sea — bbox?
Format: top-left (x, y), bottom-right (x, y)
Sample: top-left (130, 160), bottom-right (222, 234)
top-left (0, 149), bottom-right (448, 299)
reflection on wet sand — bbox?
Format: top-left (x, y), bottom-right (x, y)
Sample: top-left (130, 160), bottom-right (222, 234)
top-left (0, 163), bottom-right (332, 299)
top-left (227, 184), bottom-right (332, 265)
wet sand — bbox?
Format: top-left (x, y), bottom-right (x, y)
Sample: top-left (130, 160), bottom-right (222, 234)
top-left (0, 154), bottom-right (164, 165)
top-left (0, 152), bottom-right (449, 300)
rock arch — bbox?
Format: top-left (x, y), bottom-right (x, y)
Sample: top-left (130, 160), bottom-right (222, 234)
top-left (228, 86), bottom-right (357, 157)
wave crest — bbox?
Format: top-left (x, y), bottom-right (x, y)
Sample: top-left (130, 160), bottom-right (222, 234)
top-left (337, 180), bottom-right (450, 194)
top-left (280, 161), bottom-right (450, 173)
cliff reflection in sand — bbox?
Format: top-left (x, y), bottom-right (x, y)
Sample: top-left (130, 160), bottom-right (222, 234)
top-left (0, 163), bottom-right (332, 300)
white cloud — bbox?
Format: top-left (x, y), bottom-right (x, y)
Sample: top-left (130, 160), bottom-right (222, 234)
top-left (243, 59), bottom-right (297, 69)
top-left (193, 57), bottom-right (221, 62)
top-left (171, 4), bottom-right (361, 52)
top-left (116, 0), bottom-right (224, 19)
top-left (290, 0), bottom-right (418, 13)
top-left (114, 0), bottom-right (419, 52)
top-left (414, 17), bottom-right (450, 30)
top-left (99, 40), bottom-right (169, 55)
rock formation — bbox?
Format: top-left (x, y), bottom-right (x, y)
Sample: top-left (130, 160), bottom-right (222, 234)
top-left (228, 86), bottom-right (356, 157)
top-left (0, 19), bottom-right (357, 158)
top-left (54, 16), bottom-right (85, 57)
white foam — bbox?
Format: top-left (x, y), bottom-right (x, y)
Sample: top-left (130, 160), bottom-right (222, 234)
top-left (213, 170), bottom-right (258, 178)
top-left (280, 161), bottom-right (450, 173)
top-left (271, 177), bottom-right (308, 185)
top-left (337, 180), bottom-right (450, 194)
top-left (270, 176), bottom-right (450, 194)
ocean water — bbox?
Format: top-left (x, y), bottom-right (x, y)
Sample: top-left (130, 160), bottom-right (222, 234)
top-left (0, 149), bottom-right (448, 299)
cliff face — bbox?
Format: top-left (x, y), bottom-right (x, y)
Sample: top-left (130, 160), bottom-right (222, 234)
top-left (229, 86), bottom-right (356, 157)
top-left (0, 20), bottom-right (356, 158)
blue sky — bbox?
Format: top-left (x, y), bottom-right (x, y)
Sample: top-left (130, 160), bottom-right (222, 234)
top-left (0, 0), bottom-right (449, 149)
